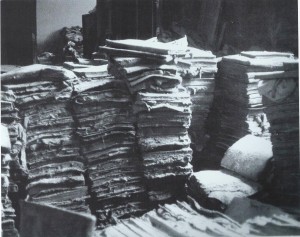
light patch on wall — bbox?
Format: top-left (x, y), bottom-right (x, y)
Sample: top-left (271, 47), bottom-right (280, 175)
top-left (36, 0), bottom-right (96, 54)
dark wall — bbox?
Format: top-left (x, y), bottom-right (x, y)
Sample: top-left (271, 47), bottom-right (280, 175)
top-left (83, 13), bottom-right (98, 58)
top-left (96, 0), bottom-right (156, 46)
top-left (219, 0), bottom-right (298, 55)
top-left (1, 0), bottom-right (37, 65)
top-left (158, 0), bottom-right (298, 56)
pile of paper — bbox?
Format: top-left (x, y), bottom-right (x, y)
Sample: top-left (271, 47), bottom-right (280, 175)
top-left (97, 197), bottom-right (300, 237)
top-left (257, 55), bottom-right (299, 200)
top-left (96, 200), bottom-right (248, 237)
top-left (72, 73), bottom-right (147, 228)
top-left (206, 52), bottom-right (293, 163)
top-left (1, 125), bottom-right (19, 237)
top-left (23, 102), bottom-right (89, 213)
top-left (226, 197), bottom-right (300, 236)
top-left (134, 91), bottom-right (193, 202)
top-left (101, 38), bottom-right (193, 203)
top-left (177, 47), bottom-right (218, 163)
top-left (1, 65), bottom-right (90, 213)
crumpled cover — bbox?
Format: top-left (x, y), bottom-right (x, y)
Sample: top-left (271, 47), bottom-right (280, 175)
top-left (258, 78), bottom-right (298, 102)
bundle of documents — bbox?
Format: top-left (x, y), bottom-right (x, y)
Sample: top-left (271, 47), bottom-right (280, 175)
top-left (101, 38), bottom-right (193, 203)
top-left (71, 70), bottom-right (147, 228)
top-left (206, 52), bottom-right (291, 163)
top-left (1, 65), bottom-right (89, 213)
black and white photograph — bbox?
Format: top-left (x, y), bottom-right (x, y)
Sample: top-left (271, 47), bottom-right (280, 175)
top-left (0, 0), bottom-right (299, 236)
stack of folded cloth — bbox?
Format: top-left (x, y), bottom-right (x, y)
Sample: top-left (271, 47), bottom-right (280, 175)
top-left (72, 74), bottom-right (148, 228)
top-left (206, 52), bottom-right (293, 164)
top-left (100, 38), bottom-right (193, 203)
top-left (1, 65), bottom-right (90, 213)
top-left (176, 47), bottom-right (218, 163)
top-left (1, 125), bottom-right (19, 237)
top-left (256, 55), bottom-right (299, 202)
